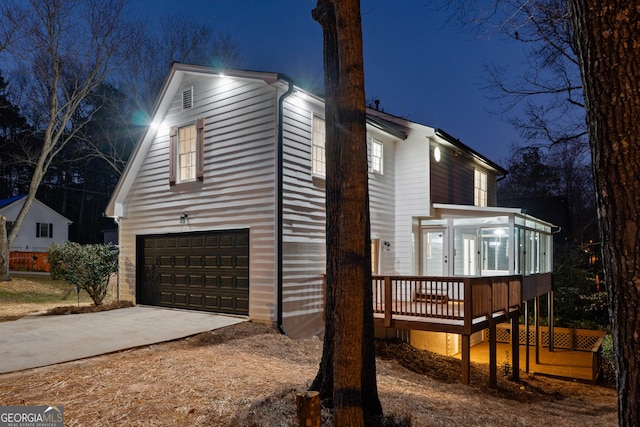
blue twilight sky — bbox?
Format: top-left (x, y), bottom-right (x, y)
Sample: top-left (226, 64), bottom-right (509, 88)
top-left (132, 0), bottom-right (527, 164)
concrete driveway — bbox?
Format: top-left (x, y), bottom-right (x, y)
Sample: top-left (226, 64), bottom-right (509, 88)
top-left (0, 306), bottom-right (246, 373)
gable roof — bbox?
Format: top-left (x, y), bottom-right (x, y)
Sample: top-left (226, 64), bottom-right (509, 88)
top-left (106, 63), bottom-right (508, 217)
top-left (105, 63), bottom-right (292, 218)
top-left (366, 108), bottom-right (507, 176)
top-left (0, 195), bottom-right (72, 224)
top-left (0, 195), bottom-right (26, 209)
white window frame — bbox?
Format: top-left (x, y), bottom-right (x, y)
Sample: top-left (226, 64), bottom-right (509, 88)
top-left (474, 169), bottom-right (488, 207)
top-left (178, 123), bottom-right (197, 183)
top-left (370, 138), bottom-right (383, 174)
top-left (312, 115), bottom-right (326, 177)
top-left (36, 222), bottom-right (53, 238)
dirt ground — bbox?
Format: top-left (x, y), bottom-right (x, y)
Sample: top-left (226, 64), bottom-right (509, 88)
top-left (0, 277), bottom-right (618, 426)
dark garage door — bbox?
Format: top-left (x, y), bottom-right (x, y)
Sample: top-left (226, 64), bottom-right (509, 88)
top-left (137, 229), bottom-right (249, 315)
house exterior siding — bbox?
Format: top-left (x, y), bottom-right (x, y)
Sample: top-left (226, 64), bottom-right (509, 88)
top-left (107, 64), bottom-right (520, 339)
top-left (280, 98), bottom-right (326, 337)
top-left (392, 125), bottom-right (431, 276)
top-left (368, 128), bottom-right (397, 275)
top-left (115, 73), bottom-right (279, 324)
top-left (430, 141), bottom-right (500, 206)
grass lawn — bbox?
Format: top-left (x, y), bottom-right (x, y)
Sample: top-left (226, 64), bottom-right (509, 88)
top-left (1, 274), bottom-right (92, 303)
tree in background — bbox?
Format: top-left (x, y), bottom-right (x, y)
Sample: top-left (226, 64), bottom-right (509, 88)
top-left (0, 0), bottom-right (136, 279)
top-left (569, 2), bottom-right (640, 424)
top-left (0, 2), bottom-right (241, 255)
top-left (310, 0), bottom-right (382, 425)
top-left (122, 14), bottom-right (241, 118)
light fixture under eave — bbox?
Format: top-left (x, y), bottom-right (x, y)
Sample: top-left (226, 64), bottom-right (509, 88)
top-left (180, 212), bottom-right (189, 224)
top-left (434, 146), bottom-right (441, 162)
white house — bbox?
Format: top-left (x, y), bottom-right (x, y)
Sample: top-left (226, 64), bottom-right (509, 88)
top-left (0, 195), bottom-right (72, 271)
top-left (105, 63), bottom-right (553, 339)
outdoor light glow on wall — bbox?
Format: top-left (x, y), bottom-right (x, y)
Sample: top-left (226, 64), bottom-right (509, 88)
top-left (434, 146), bottom-right (441, 162)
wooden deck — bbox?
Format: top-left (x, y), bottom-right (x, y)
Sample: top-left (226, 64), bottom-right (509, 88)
top-left (372, 274), bottom-right (528, 334)
top-left (372, 273), bottom-right (553, 385)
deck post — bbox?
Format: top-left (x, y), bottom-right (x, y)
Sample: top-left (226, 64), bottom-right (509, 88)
top-left (489, 321), bottom-right (497, 388)
top-left (384, 276), bottom-right (392, 327)
top-left (535, 295), bottom-right (540, 364)
top-left (548, 290), bottom-right (554, 352)
top-left (461, 334), bottom-right (471, 384)
top-left (524, 300), bottom-right (530, 373)
top-left (510, 313), bottom-right (520, 381)
top-left (463, 278), bottom-right (472, 335)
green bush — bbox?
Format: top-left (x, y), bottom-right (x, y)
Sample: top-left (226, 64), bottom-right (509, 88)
top-left (48, 242), bottom-right (118, 306)
top-left (600, 333), bottom-right (616, 384)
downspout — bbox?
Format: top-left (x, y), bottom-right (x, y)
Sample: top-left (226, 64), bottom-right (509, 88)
top-left (276, 75), bottom-right (295, 334)
top-left (113, 215), bottom-right (121, 301)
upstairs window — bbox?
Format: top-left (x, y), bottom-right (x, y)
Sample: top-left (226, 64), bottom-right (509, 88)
top-left (474, 169), bottom-right (487, 207)
top-left (36, 222), bottom-right (53, 238)
top-left (370, 139), bottom-right (383, 174)
top-left (312, 116), bottom-right (326, 177)
top-left (179, 124), bottom-right (197, 182)
top-left (169, 118), bottom-right (205, 186)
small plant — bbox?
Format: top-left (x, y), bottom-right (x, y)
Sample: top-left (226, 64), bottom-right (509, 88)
top-left (48, 242), bottom-right (118, 306)
top-left (501, 351), bottom-right (512, 377)
top-left (600, 333), bottom-right (616, 385)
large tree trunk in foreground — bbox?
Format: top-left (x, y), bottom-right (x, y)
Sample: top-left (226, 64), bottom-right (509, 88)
top-left (569, 2), bottom-right (640, 425)
top-left (310, 0), bottom-right (382, 425)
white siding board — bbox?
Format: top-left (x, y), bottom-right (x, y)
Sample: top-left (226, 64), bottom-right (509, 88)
top-left (368, 135), bottom-right (396, 274)
top-left (279, 101), bottom-right (326, 337)
top-left (117, 74), bottom-right (279, 324)
top-left (394, 133), bottom-right (431, 275)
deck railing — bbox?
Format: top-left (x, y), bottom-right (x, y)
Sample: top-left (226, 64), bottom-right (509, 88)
top-left (372, 275), bottom-right (523, 330)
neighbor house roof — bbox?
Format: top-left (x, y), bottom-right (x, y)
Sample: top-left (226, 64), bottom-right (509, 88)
top-left (0, 195), bottom-right (26, 209)
top-left (0, 195), bottom-right (72, 224)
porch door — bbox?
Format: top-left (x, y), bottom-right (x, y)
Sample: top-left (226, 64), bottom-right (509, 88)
top-left (462, 233), bottom-right (477, 275)
top-left (420, 228), bottom-right (447, 276)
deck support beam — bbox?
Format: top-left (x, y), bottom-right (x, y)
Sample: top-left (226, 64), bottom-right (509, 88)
top-left (489, 321), bottom-right (497, 388)
top-left (524, 300), bottom-right (530, 372)
top-left (461, 334), bottom-right (470, 384)
top-left (511, 313), bottom-right (520, 381)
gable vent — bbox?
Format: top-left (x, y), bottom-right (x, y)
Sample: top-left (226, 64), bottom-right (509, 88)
top-left (182, 87), bottom-right (193, 109)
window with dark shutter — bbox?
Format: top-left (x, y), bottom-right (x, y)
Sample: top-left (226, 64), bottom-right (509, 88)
top-left (36, 222), bottom-right (52, 238)
top-left (169, 119), bottom-right (205, 185)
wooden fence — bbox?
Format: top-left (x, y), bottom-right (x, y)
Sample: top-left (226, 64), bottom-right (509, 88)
top-left (9, 251), bottom-right (50, 272)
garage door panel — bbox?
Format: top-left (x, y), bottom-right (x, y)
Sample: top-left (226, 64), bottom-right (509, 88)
top-left (138, 229), bottom-right (249, 315)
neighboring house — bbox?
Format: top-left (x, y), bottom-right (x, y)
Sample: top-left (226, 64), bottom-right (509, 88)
top-left (0, 195), bottom-right (72, 272)
top-left (105, 63), bottom-right (553, 342)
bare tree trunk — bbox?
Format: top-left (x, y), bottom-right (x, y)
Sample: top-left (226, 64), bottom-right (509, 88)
top-left (569, 2), bottom-right (640, 425)
top-left (311, 1), bottom-right (382, 425)
top-left (0, 216), bottom-right (10, 281)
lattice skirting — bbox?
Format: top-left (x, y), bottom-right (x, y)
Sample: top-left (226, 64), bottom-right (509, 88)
top-left (492, 324), bottom-right (604, 351)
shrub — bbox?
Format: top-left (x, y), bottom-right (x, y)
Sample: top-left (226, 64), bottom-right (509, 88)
top-left (600, 333), bottom-right (616, 385)
top-left (48, 242), bottom-right (118, 306)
